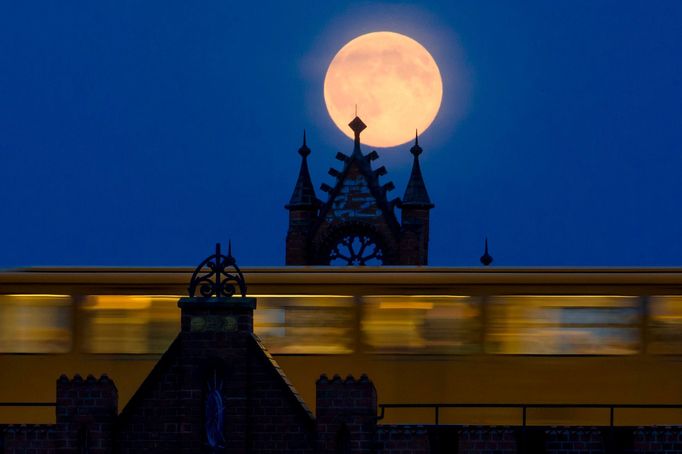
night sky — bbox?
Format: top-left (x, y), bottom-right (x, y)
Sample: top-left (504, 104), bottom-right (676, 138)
top-left (1, 1), bottom-right (681, 267)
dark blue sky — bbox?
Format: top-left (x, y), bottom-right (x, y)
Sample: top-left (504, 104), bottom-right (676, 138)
top-left (1, 1), bottom-right (681, 267)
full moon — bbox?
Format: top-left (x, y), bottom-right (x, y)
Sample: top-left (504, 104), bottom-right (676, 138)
top-left (324, 31), bottom-right (443, 148)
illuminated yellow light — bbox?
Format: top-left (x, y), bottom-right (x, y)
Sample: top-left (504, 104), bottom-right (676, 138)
top-left (251, 294), bottom-right (350, 298)
top-left (378, 302), bottom-right (434, 310)
top-left (84, 295), bottom-right (180, 310)
top-left (4, 294), bottom-right (70, 298)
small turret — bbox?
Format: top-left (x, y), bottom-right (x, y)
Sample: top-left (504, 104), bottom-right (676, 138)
top-left (286, 131), bottom-right (318, 208)
top-left (402, 131), bottom-right (434, 208)
top-left (285, 131), bottom-right (320, 265)
top-left (56, 374), bottom-right (118, 454)
top-left (316, 373), bottom-right (377, 453)
top-left (399, 132), bottom-right (434, 265)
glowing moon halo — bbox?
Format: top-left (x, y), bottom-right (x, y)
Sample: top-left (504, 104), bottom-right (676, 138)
top-left (324, 31), bottom-right (443, 148)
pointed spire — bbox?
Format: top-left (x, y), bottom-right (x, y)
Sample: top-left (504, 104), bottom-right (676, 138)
top-left (401, 131), bottom-right (433, 208)
top-left (227, 240), bottom-right (232, 258)
top-left (286, 130), bottom-right (318, 209)
top-left (299, 129), bottom-right (310, 157)
top-left (480, 237), bottom-right (493, 266)
top-left (348, 116), bottom-right (367, 156)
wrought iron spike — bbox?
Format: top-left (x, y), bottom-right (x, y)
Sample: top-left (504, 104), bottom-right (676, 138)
top-left (328, 168), bottom-right (342, 178)
top-left (383, 181), bottom-right (395, 192)
top-left (320, 183), bottom-right (333, 193)
top-left (187, 242), bottom-right (247, 298)
top-left (366, 150), bottom-right (379, 161)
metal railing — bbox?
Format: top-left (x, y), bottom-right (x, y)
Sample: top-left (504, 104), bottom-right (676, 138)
top-left (377, 403), bottom-right (682, 428)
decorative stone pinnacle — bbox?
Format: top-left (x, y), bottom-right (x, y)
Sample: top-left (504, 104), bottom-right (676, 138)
top-left (298, 130), bottom-right (311, 157)
top-left (480, 237), bottom-right (493, 266)
top-left (410, 130), bottom-right (422, 157)
top-left (348, 116), bottom-right (367, 150)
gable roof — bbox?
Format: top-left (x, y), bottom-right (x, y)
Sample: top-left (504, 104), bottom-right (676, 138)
top-left (315, 116), bottom-right (400, 235)
top-left (117, 333), bottom-right (315, 427)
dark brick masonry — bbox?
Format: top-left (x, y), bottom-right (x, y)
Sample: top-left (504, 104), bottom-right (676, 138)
top-left (2, 294), bottom-right (681, 453)
top-left (286, 117), bottom-right (434, 266)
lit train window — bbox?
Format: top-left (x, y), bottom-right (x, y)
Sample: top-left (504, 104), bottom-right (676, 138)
top-left (648, 296), bottom-right (682, 354)
top-left (0, 295), bottom-right (72, 353)
top-left (361, 296), bottom-right (480, 354)
top-left (486, 296), bottom-right (640, 355)
top-left (82, 296), bottom-right (180, 354)
top-left (253, 295), bottom-right (355, 354)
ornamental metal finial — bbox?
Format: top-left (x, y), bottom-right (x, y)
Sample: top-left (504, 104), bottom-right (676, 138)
top-left (480, 237), bottom-right (493, 266)
top-left (188, 242), bottom-right (247, 298)
top-left (348, 115), bottom-right (367, 154)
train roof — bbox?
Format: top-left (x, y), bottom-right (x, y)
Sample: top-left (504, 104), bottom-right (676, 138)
top-left (3, 267), bottom-right (682, 290)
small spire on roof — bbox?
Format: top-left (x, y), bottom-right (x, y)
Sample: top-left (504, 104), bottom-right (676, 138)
top-left (286, 130), bottom-right (318, 209)
top-left (480, 237), bottom-right (493, 266)
top-left (401, 131), bottom-right (433, 208)
top-left (411, 130), bottom-right (422, 157)
top-left (298, 129), bottom-right (311, 157)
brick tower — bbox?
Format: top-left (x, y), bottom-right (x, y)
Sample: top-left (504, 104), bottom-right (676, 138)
top-left (285, 131), bottom-right (321, 265)
top-left (285, 118), bottom-right (434, 266)
top-left (399, 133), bottom-right (434, 265)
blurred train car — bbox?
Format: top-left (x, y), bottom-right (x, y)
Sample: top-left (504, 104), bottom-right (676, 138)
top-left (0, 267), bottom-right (681, 426)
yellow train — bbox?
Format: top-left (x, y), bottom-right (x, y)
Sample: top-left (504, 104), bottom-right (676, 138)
top-left (0, 266), bottom-right (681, 426)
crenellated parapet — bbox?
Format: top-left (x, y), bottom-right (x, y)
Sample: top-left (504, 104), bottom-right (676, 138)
top-left (56, 373), bottom-right (117, 454)
top-left (316, 373), bottom-right (377, 454)
top-left (2, 425), bottom-right (56, 454)
top-left (377, 425), bottom-right (430, 454)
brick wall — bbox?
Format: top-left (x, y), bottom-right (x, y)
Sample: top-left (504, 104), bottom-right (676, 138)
top-left (377, 425), bottom-right (430, 454)
top-left (544, 427), bottom-right (605, 453)
top-left (56, 374), bottom-right (117, 454)
top-left (456, 426), bottom-right (517, 454)
top-left (286, 208), bottom-right (317, 265)
top-left (2, 425), bottom-right (55, 454)
top-left (316, 373), bottom-right (377, 454)
top-left (249, 336), bottom-right (315, 454)
top-left (399, 207), bottom-right (430, 265)
top-left (632, 427), bottom-right (682, 453)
